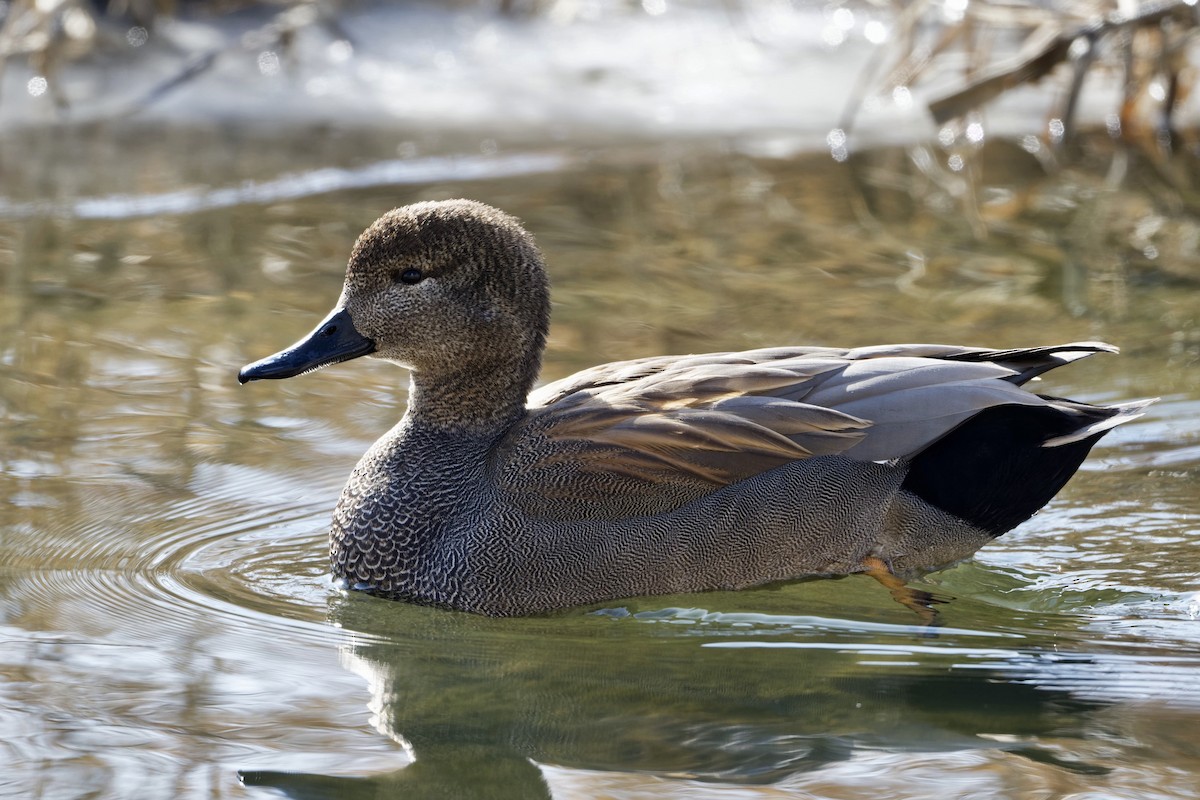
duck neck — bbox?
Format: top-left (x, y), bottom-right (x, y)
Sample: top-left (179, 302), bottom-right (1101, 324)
top-left (405, 355), bottom-right (538, 434)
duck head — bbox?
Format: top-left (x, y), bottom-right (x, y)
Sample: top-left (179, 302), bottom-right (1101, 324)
top-left (239, 200), bottom-right (551, 427)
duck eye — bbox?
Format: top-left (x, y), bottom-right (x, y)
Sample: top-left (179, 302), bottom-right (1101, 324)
top-left (395, 268), bottom-right (424, 285)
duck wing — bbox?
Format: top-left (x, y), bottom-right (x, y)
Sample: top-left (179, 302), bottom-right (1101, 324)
top-left (493, 342), bottom-right (1119, 519)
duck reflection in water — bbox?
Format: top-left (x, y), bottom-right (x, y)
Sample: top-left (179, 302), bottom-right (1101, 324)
top-left (239, 596), bottom-right (1114, 798)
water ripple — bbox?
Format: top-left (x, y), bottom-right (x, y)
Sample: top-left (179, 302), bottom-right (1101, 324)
top-left (0, 151), bottom-right (568, 220)
top-left (3, 463), bottom-right (341, 647)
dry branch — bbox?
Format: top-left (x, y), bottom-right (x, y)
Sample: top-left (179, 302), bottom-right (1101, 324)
top-left (928, 0), bottom-right (1199, 124)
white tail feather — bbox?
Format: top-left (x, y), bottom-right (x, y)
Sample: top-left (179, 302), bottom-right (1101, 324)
top-left (1041, 398), bottom-right (1157, 447)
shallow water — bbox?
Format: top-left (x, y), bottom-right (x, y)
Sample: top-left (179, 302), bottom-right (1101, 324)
top-left (1, 120), bottom-right (1199, 799)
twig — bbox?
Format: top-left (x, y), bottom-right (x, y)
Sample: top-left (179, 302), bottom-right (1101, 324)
top-left (928, 0), bottom-right (1199, 124)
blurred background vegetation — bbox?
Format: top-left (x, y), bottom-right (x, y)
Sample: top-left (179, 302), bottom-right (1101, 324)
top-left (4, 0), bottom-right (1200, 140)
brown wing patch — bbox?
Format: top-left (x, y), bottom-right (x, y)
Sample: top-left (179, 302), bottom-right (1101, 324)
top-left (496, 355), bottom-right (869, 519)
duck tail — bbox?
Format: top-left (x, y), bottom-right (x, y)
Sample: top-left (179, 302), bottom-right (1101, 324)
top-left (1040, 398), bottom-right (1155, 446)
top-left (899, 397), bottom-right (1154, 538)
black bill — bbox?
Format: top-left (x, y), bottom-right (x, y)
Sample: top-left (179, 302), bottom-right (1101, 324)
top-left (238, 307), bottom-right (376, 384)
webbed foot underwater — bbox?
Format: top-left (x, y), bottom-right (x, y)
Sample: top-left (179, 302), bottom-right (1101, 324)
top-left (238, 199), bottom-right (1153, 617)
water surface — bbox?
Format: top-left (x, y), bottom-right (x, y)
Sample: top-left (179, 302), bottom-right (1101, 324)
top-left (1, 125), bottom-right (1198, 798)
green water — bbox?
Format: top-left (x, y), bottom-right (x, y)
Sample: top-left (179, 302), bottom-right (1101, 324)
top-left (1, 126), bottom-right (1198, 798)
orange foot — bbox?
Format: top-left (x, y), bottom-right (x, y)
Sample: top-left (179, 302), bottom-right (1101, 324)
top-left (861, 556), bottom-right (946, 628)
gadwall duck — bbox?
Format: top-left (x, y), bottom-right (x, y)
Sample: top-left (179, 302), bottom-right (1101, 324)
top-left (238, 199), bottom-right (1152, 617)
